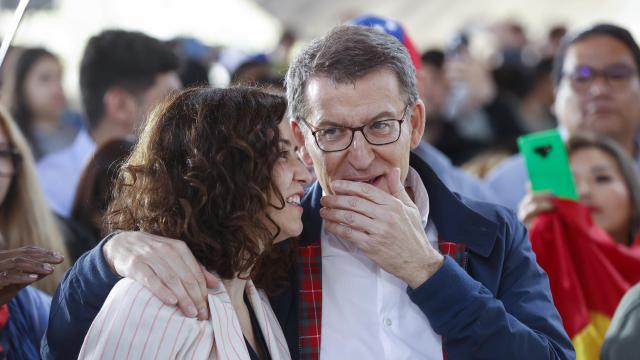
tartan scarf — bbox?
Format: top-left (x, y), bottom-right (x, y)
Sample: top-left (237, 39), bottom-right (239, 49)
top-left (296, 237), bottom-right (468, 360)
top-left (0, 304), bottom-right (9, 359)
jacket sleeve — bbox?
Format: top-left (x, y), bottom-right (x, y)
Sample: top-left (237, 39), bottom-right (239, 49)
top-left (41, 236), bottom-right (121, 360)
top-left (408, 218), bottom-right (575, 359)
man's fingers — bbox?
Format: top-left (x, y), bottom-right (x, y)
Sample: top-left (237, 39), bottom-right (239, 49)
top-left (323, 220), bottom-right (371, 250)
top-left (144, 259), bottom-right (199, 318)
top-left (386, 168), bottom-right (413, 206)
top-left (155, 242), bottom-right (208, 320)
top-left (201, 265), bottom-right (219, 289)
top-left (330, 179), bottom-right (391, 205)
top-left (129, 262), bottom-right (178, 306)
top-left (320, 195), bottom-right (379, 219)
top-left (319, 208), bottom-right (377, 234)
top-left (169, 240), bottom-right (209, 318)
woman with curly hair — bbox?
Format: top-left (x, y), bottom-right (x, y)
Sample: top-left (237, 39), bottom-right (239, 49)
top-left (78, 87), bottom-right (312, 359)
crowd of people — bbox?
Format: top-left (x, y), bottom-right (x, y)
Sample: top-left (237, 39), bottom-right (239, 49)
top-left (0, 11), bottom-right (639, 360)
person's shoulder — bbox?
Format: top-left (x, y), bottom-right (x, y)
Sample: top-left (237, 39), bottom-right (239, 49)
top-left (457, 193), bottom-right (519, 225)
top-left (486, 153), bottom-right (525, 182)
top-left (105, 279), bottom-right (207, 329)
top-left (455, 193), bottom-right (524, 246)
top-left (37, 143), bottom-right (76, 172)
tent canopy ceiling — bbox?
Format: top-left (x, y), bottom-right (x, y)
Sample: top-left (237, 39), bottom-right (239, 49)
top-left (255, 0), bottom-right (640, 49)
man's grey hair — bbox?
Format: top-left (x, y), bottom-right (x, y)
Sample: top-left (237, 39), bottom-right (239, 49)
top-left (285, 24), bottom-right (419, 121)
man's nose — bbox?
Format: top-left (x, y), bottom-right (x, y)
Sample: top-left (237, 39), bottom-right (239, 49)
top-left (347, 131), bottom-right (375, 169)
top-left (587, 75), bottom-right (612, 96)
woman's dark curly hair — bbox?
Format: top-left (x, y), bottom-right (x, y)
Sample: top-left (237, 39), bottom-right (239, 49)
top-left (106, 86), bottom-right (291, 292)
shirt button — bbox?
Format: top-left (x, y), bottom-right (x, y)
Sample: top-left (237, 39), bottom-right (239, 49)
top-left (384, 318), bottom-right (392, 327)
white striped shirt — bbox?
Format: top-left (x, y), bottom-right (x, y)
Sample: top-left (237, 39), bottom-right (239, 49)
top-left (78, 278), bottom-right (290, 359)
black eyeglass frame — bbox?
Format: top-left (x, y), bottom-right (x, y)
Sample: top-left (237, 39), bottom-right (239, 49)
top-left (563, 64), bottom-right (638, 92)
top-left (298, 104), bottom-right (412, 153)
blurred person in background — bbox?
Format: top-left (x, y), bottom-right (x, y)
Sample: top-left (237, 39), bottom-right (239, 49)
top-left (37, 30), bottom-right (182, 218)
top-left (601, 281), bottom-right (640, 360)
top-left (11, 47), bottom-right (84, 160)
top-left (168, 37), bottom-right (214, 88)
top-left (487, 23), bottom-right (640, 211)
top-left (68, 139), bottom-right (134, 262)
top-left (0, 46), bottom-right (24, 109)
top-left (0, 107), bottom-right (67, 359)
top-left (420, 49), bottom-right (492, 165)
top-left (518, 133), bottom-right (640, 357)
top-left (542, 25), bottom-right (568, 58)
top-left (352, 15), bottom-right (497, 203)
top-left (519, 133), bottom-right (640, 246)
top-left (230, 53), bottom-right (277, 86)
top-left (0, 107), bottom-right (69, 295)
top-left (518, 57), bottom-right (557, 132)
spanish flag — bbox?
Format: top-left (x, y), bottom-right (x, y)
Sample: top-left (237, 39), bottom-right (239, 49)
top-left (529, 198), bottom-right (640, 360)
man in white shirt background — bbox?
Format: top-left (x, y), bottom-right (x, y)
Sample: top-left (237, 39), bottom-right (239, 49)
top-left (37, 29), bottom-right (182, 218)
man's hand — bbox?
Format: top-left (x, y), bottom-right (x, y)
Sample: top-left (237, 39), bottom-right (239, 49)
top-left (0, 246), bottom-right (64, 304)
top-left (320, 168), bottom-right (444, 289)
top-left (103, 232), bottom-right (219, 320)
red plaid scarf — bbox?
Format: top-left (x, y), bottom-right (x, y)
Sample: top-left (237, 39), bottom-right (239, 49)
top-left (0, 304), bottom-right (9, 359)
top-left (297, 238), bottom-right (467, 360)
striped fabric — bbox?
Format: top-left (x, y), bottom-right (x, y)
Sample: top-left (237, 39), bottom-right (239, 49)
top-left (296, 238), bottom-right (467, 360)
top-left (79, 278), bottom-right (290, 359)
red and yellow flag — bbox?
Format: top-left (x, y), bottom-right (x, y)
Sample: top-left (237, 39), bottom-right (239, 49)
top-left (530, 199), bottom-right (640, 360)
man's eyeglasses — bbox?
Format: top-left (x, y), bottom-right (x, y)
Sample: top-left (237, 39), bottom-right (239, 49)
top-left (299, 104), bottom-right (411, 153)
top-left (0, 147), bottom-right (22, 177)
top-left (564, 64), bottom-right (638, 92)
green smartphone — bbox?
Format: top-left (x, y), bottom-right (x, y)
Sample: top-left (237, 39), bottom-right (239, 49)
top-left (517, 129), bottom-right (578, 200)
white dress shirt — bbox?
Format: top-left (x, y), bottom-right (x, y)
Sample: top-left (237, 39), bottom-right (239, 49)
top-left (37, 128), bottom-right (96, 217)
top-left (320, 167), bottom-right (442, 360)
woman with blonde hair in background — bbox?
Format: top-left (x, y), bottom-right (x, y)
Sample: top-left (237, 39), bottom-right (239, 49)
top-left (0, 106), bottom-right (68, 359)
top-left (0, 107), bottom-right (69, 294)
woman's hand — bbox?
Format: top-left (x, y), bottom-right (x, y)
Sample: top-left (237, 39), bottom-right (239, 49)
top-left (0, 246), bottom-right (64, 304)
top-left (518, 190), bottom-right (555, 228)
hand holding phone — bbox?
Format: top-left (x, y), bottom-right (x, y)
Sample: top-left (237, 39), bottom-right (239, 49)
top-left (518, 129), bottom-right (578, 200)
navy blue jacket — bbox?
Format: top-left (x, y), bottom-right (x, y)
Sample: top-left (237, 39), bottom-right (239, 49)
top-left (42, 153), bottom-right (574, 359)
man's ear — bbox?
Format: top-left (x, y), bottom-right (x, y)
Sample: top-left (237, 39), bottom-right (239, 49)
top-left (291, 119), bottom-right (313, 166)
top-left (409, 99), bottom-right (426, 149)
top-left (103, 87), bottom-right (136, 125)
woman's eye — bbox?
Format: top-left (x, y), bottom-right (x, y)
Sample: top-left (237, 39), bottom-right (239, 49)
top-left (594, 174), bottom-right (612, 183)
top-left (279, 150), bottom-right (290, 159)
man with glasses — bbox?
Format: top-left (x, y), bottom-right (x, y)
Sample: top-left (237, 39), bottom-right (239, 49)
top-left (488, 23), bottom-right (640, 211)
top-left (43, 25), bottom-right (573, 359)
